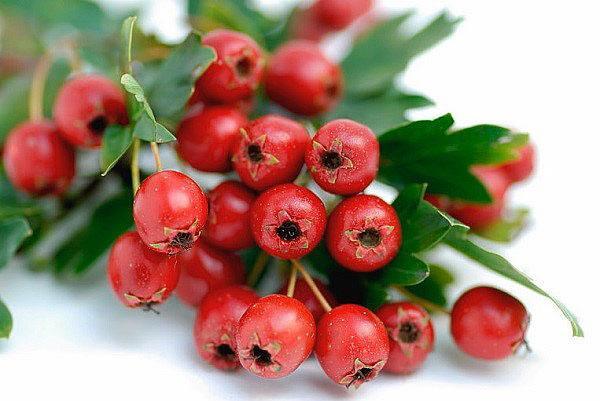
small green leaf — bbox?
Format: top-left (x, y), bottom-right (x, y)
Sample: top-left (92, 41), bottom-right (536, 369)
top-left (377, 252), bottom-right (430, 286)
top-left (364, 282), bottom-right (389, 311)
top-left (0, 217), bottom-right (32, 268)
top-left (120, 16), bottom-right (137, 74)
top-left (100, 126), bottom-right (133, 175)
top-left (444, 230), bottom-right (583, 337)
top-left (0, 75), bottom-right (29, 144)
top-left (0, 171), bottom-right (40, 219)
top-left (476, 208), bottom-right (529, 243)
top-left (0, 298), bottom-right (13, 339)
top-left (405, 264), bottom-right (454, 307)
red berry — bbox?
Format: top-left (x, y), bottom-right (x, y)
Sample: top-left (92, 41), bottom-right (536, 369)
top-left (451, 286), bottom-right (529, 360)
top-left (193, 285), bottom-right (259, 370)
top-left (326, 194), bottom-right (402, 272)
top-left (277, 277), bottom-right (338, 321)
top-left (313, 0), bottom-right (374, 30)
top-left (236, 294), bottom-right (316, 378)
top-left (204, 180), bottom-right (256, 251)
top-left (376, 302), bottom-right (435, 374)
top-left (177, 106), bottom-right (247, 173)
top-left (232, 115), bottom-right (310, 191)
top-left (290, 7), bottom-right (333, 42)
top-left (2, 120), bottom-right (75, 196)
top-left (265, 41), bottom-right (343, 116)
top-left (446, 166), bottom-right (509, 229)
top-left (133, 170), bottom-right (208, 254)
top-left (196, 29), bottom-right (265, 104)
top-left (305, 119), bottom-right (379, 195)
top-left (250, 184), bottom-right (327, 259)
top-left (501, 143), bottom-right (535, 183)
top-left (175, 239), bottom-right (245, 307)
top-left (53, 74), bottom-right (128, 148)
top-left (187, 88), bottom-right (255, 116)
top-left (315, 304), bottom-right (389, 389)
top-left (107, 231), bottom-right (180, 309)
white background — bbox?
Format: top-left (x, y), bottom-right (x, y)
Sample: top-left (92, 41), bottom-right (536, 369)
top-left (1, 1), bottom-right (599, 399)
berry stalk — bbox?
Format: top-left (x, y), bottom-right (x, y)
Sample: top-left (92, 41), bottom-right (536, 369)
top-left (291, 259), bottom-right (332, 312)
top-left (150, 142), bottom-right (163, 171)
top-left (28, 52), bottom-right (53, 121)
top-left (246, 250), bottom-right (270, 287)
top-left (286, 264), bottom-right (298, 297)
top-left (131, 138), bottom-right (141, 194)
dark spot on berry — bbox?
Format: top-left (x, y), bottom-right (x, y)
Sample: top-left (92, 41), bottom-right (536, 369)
top-left (36, 183), bottom-right (58, 196)
top-left (170, 231), bottom-right (194, 250)
top-left (88, 115), bottom-right (108, 135)
top-left (251, 345), bottom-right (272, 366)
top-left (247, 144), bottom-right (264, 163)
top-left (326, 82), bottom-right (340, 99)
top-left (235, 56), bottom-right (253, 78)
top-left (216, 344), bottom-right (236, 361)
top-left (321, 150), bottom-right (343, 170)
top-left (358, 228), bottom-right (381, 248)
top-left (346, 367), bottom-right (373, 388)
top-left (276, 220), bottom-right (302, 242)
top-left (399, 321), bottom-right (420, 343)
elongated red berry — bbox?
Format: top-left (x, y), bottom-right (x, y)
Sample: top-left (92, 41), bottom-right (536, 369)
top-left (107, 231), bottom-right (180, 309)
top-left (236, 294), bottom-right (316, 378)
top-left (501, 143), bottom-right (535, 183)
top-left (2, 120), bottom-right (75, 196)
top-left (278, 277), bottom-right (338, 322)
top-left (305, 119), bottom-right (379, 195)
top-left (376, 302), bottom-right (435, 374)
top-left (204, 180), bottom-right (256, 251)
top-left (194, 285), bottom-right (259, 370)
top-left (451, 286), bottom-right (529, 360)
top-left (133, 170), bottom-right (208, 254)
top-left (313, 0), bottom-right (374, 29)
top-left (196, 29), bottom-right (265, 103)
top-left (176, 239), bottom-right (245, 307)
top-left (232, 115), bottom-right (310, 191)
top-left (326, 194), bottom-right (402, 272)
top-left (251, 184), bottom-right (327, 259)
top-left (315, 304), bottom-right (389, 389)
top-left (53, 74), bottom-right (128, 148)
top-left (265, 41), bottom-right (343, 116)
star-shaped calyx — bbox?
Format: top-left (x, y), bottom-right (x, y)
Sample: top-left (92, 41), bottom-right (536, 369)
top-left (123, 287), bottom-right (166, 314)
top-left (203, 332), bottom-right (239, 370)
top-left (148, 218), bottom-right (201, 254)
top-left (266, 210), bottom-right (312, 251)
top-left (232, 128), bottom-right (279, 181)
top-left (339, 358), bottom-right (386, 389)
top-left (311, 138), bottom-right (353, 184)
top-left (344, 217), bottom-right (395, 259)
top-left (389, 306), bottom-right (432, 357)
top-left (238, 332), bottom-right (283, 374)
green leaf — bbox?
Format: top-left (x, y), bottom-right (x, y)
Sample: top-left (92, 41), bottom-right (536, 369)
top-left (120, 16), bottom-right (137, 74)
top-left (0, 170), bottom-right (40, 219)
top-left (145, 33), bottom-right (216, 121)
top-left (405, 264), bottom-right (454, 307)
top-left (0, 75), bottom-right (30, 144)
top-left (0, 217), bottom-right (32, 268)
top-left (377, 252), bottom-right (430, 286)
top-left (476, 208), bottom-right (529, 243)
top-left (364, 282), bottom-right (388, 311)
top-left (100, 126), bottom-right (133, 175)
top-left (43, 58), bottom-right (71, 117)
top-left (444, 230), bottom-right (583, 337)
top-left (0, 298), bottom-right (13, 339)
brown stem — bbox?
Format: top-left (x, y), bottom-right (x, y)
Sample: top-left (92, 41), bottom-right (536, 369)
top-left (29, 53), bottom-right (53, 121)
top-left (150, 142), bottom-right (163, 171)
top-left (291, 259), bottom-right (331, 312)
top-left (246, 251), bottom-right (270, 287)
top-left (393, 285), bottom-right (451, 315)
top-left (286, 264), bottom-right (298, 297)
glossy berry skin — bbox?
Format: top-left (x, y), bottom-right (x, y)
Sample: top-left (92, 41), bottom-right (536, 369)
top-left (277, 277), bottom-right (338, 322)
top-left (53, 74), bottom-right (128, 148)
top-left (107, 231), bottom-right (180, 309)
top-left (177, 106), bottom-right (247, 172)
top-left (250, 184), bottom-right (327, 259)
top-left (196, 29), bottom-right (265, 104)
top-left (313, 0), bottom-right (374, 29)
top-left (315, 304), bottom-right (389, 389)
top-left (2, 120), bottom-right (75, 196)
top-left (501, 143), bottom-right (535, 183)
top-left (265, 41), bottom-right (343, 116)
top-left (133, 170), bottom-right (208, 254)
top-left (175, 239), bottom-right (245, 307)
top-left (194, 285), bottom-right (259, 370)
top-left (376, 302), bottom-right (435, 374)
top-left (232, 115), bottom-right (310, 191)
top-left (236, 294), bottom-right (316, 378)
top-left (305, 119), bottom-right (379, 195)
top-left (204, 180), bottom-right (256, 251)
top-left (326, 195), bottom-right (402, 272)
top-left (451, 286), bottom-right (529, 360)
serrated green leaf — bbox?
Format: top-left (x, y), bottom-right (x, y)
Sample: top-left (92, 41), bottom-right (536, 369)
top-left (377, 252), bottom-right (430, 286)
top-left (444, 230), bottom-right (583, 337)
top-left (100, 126), bottom-right (133, 175)
top-left (0, 298), bottom-right (13, 339)
top-left (404, 264), bottom-right (454, 307)
top-left (476, 208), bottom-right (529, 243)
top-left (0, 217), bottom-right (32, 268)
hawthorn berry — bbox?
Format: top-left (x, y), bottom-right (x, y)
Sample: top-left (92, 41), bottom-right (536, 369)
top-left (194, 285), bottom-right (259, 370)
top-left (376, 302), bottom-right (435, 374)
top-left (501, 143), bottom-right (535, 183)
top-left (133, 170), bottom-right (208, 254)
top-left (236, 294), bottom-right (316, 378)
top-left (175, 239), bottom-right (245, 307)
top-left (2, 120), bottom-right (75, 196)
top-left (265, 41), bottom-right (343, 116)
top-left (315, 304), bottom-right (389, 389)
top-left (313, 0), bottom-right (374, 30)
top-left (196, 29), bottom-right (265, 104)
top-left (177, 106), bottom-right (247, 173)
top-left (290, 6), bottom-right (333, 42)
top-left (204, 180), bottom-right (256, 251)
top-left (451, 286), bottom-right (529, 360)
top-left (326, 194), bottom-right (402, 272)
top-left (53, 74), bottom-right (128, 148)
top-left (250, 184), bottom-right (327, 259)
top-left (107, 231), bottom-right (180, 310)
top-left (231, 115), bottom-right (310, 191)
top-left (277, 277), bottom-right (338, 321)
top-left (305, 119), bottom-right (379, 195)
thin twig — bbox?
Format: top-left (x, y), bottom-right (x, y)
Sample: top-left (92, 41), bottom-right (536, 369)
top-left (393, 285), bottom-right (451, 315)
top-left (291, 259), bottom-right (332, 312)
top-left (286, 264), bottom-right (298, 297)
top-left (150, 142), bottom-right (163, 171)
top-left (29, 53), bottom-right (53, 120)
top-left (246, 251), bottom-right (270, 287)
top-left (131, 138), bottom-right (141, 194)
